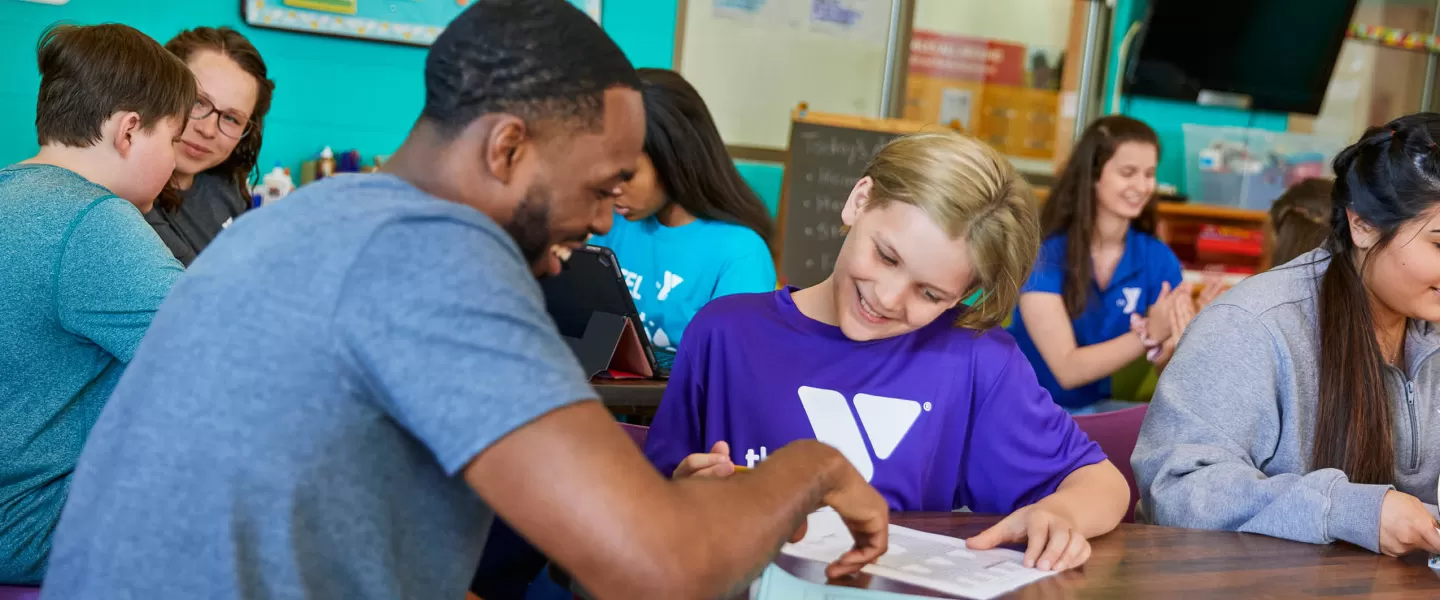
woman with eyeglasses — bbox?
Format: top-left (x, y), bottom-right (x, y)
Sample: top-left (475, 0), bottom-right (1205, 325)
top-left (145, 27), bottom-right (275, 266)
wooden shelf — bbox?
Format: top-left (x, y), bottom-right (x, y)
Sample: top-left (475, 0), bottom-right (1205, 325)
top-left (1155, 202), bottom-right (1266, 223)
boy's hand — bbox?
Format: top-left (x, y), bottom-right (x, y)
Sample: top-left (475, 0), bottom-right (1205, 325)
top-left (965, 504), bottom-right (1091, 571)
top-left (671, 441), bottom-right (736, 479)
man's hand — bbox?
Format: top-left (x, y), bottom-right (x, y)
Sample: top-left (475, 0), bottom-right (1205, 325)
top-left (818, 466), bottom-right (889, 579)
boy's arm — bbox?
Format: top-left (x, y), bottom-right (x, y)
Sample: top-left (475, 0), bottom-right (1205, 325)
top-left (960, 338), bottom-right (1128, 569)
top-left (56, 198), bottom-right (184, 361)
top-left (1027, 461), bottom-right (1129, 538)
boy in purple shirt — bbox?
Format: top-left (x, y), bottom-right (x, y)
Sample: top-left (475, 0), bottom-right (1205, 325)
top-left (644, 132), bottom-right (1130, 572)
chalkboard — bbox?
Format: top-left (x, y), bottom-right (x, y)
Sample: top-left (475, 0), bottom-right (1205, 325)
top-left (779, 121), bottom-right (898, 287)
top-left (781, 107), bottom-right (972, 289)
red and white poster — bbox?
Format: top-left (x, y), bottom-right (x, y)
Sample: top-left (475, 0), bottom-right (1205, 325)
top-left (907, 30), bottom-right (1026, 86)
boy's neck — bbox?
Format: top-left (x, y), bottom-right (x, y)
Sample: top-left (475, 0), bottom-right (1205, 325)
top-left (25, 145), bottom-right (124, 199)
top-left (792, 278), bottom-right (840, 326)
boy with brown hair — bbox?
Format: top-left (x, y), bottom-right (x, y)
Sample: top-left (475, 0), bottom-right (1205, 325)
top-left (0, 23), bottom-right (194, 584)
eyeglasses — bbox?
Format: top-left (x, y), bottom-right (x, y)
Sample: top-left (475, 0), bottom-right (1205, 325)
top-left (189, 96), bottom-right (252, 139)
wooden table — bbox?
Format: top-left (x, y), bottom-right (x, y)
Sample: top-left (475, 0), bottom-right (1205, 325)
top-left (775, 512), bottom-right (1440, 598)
top-left (592, 379), bottom-right (666, 419)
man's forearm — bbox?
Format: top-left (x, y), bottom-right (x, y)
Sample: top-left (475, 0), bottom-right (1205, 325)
top-left (665, 440), bottom-right (852, 598)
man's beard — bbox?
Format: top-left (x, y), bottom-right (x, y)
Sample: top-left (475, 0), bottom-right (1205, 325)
top-left (505, 193), bottom-right (551, 268)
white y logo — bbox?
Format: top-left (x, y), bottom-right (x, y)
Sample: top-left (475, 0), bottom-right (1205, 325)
top-left (1121, 287), bottom-right (1142, 314)
top-left (796, 386), bottom-right (924, 482)
top-left (657, 271), bottom-right (685, 302)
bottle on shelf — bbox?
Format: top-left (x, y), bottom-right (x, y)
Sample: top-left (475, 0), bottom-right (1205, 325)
top-left (317, 146), bottom-right (336, 179)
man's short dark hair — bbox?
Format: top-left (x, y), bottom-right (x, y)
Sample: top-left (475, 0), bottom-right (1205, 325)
top-left (35, 23), bottom-right (196, 147)
top-left (421, 0), bottom-right (641, 137)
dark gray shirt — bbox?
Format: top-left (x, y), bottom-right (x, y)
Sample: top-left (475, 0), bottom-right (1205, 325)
top-left (145, 172), bottom-right (248, 266)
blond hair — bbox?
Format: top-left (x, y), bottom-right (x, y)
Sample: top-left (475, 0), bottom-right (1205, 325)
top-left (861, 131), bottom-right (1039, 330)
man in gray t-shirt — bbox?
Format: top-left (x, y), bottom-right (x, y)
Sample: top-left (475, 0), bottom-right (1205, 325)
top-left (42, 2), bottom-right (887, 599)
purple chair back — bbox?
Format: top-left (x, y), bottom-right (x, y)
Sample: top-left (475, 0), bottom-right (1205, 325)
top-left (619, 422), bottom-right (650, 448)
top-left (1071, 405), bottom-right (1147, 523)
top-left (0, 586), bottom-right (40, 600)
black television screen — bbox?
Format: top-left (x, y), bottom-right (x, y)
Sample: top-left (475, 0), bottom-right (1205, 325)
top-left (1125, 0), bottom-right (1359, 115)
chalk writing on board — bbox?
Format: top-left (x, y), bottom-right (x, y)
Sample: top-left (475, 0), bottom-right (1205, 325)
top-left (809, 167), bottom-right (858, 189)
top-left (782, 121), bottom-right (901, 288)
top-left (803, 223), bottom-right (847, 241)
top-left (804, 195), bottom-right (846, 214)
top-left (799, 132), bottom-right (891, 167)
top-left (804, 254), bottom-right (838, 273)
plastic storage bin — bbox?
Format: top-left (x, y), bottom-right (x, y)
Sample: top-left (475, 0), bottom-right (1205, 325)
top-left (1182, 124), bottom-right (1346, 211)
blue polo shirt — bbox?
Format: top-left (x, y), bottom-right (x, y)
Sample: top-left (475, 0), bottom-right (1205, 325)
top-left (1007, 229), bottom-right (1182, 409)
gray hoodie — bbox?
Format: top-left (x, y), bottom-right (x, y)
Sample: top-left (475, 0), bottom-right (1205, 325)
top-left (1132, 249), bottom-right (1440, 552)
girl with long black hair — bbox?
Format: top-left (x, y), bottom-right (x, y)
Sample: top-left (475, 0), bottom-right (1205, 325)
top-left (1135, 113), bottom-right (1440, 557)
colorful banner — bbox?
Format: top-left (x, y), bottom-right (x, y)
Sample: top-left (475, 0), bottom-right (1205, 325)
top-left (244, 0), bottom-right (600, 47)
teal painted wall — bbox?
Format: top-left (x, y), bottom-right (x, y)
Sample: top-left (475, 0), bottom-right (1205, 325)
top-left (1103, 0), bottom-right (1288, 196)
top-left (0, 0), bottom-right (787, 213)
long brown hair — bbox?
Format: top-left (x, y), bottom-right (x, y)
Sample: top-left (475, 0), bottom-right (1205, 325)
top-left (1311, 115), bottom-right (1440, 484)
top-left (637, 68), bottom-right (776, 257)
top-left (1040, 115), bottom-right (1160, 317)
top-left (1263, 178), bottom-right (1333, 270)
top-left (157, 27), bottom-right (274, 212)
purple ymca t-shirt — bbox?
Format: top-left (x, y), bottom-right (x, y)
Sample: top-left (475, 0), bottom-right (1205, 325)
top-left (643, 288), bottom-right (1106, 513)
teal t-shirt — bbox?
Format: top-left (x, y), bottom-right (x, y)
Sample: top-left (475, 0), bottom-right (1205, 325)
top-left (590, 214), bottom-right (775, 351)
top-left (0, 164), bottom-right (182, 583)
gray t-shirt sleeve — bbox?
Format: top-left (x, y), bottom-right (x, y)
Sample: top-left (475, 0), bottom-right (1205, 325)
top-left (333, 216), bottom-right (597, 475)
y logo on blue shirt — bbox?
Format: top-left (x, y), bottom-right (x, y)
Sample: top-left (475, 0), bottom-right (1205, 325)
top-left (792, 386), bottom-right (927, 482)
top-left (657, 271), bottom-right (685, 301)
top-left (1120, 287), bottom-right (1142, 314)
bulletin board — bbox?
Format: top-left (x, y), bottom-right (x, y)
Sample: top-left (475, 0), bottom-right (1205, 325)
top-left (676, 0), bottom-right (898, 152)
top-left (243, 0), bottom-right (601, 47)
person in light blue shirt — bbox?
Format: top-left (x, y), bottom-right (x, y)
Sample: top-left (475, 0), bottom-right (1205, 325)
top-left (0, 23), bottom-right (191, 584)
top-left (588, 68), bottom-right (776, 352)
top-left (1007, 116), bottom-right (1189, 413)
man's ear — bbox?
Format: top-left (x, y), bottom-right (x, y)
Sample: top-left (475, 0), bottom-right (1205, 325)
top-left (841, 176), bottom-right (874, 228)
top-left (1347, 208), bottom-right (1381, 249)
top-left (482, 115), bottom-right (530, 184)
top-left (110, 112), bottom-right (143, 158)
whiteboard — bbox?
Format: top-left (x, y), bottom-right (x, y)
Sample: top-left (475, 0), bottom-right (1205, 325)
top-left (677, 0), bottom-right (896, 150)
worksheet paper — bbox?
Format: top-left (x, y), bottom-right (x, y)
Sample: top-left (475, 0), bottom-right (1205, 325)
top-left (780, 511), bottom-right (1056, 599)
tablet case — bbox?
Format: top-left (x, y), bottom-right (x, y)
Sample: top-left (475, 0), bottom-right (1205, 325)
top-left (563, 311), bottom-right (654, 380)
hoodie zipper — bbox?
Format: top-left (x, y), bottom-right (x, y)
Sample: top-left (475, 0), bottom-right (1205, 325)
top-left (1406, 380), bottom-right (1418, 470)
